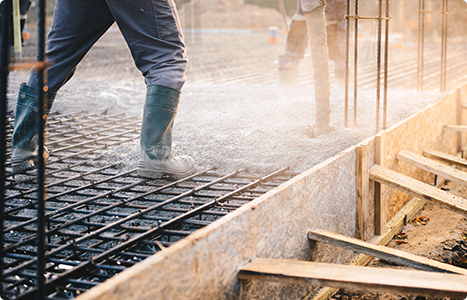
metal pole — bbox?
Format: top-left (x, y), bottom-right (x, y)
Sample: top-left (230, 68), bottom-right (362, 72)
top-left (0, 0), bottom-right (12, 297)
top-left (12, 0), bottom-right (22, 56)
top-left (417, 0), bottom-right (425, 91)
top-left (36, 0), bottom-right (47, 298)
top-left (353, 0), bottom-right (359, 126)
top-left (376, 0), bottom-right (383, 133)
top-left (383, 0), bottom-right (390, 129)
top-left (277, 0), bottom-right (289, 34)
top-left (440, 0), bottom-right (448, 92)
top-left (344, 0), bottom-right (350, 127)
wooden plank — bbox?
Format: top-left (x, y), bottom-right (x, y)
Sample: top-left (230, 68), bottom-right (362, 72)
top-left (356, 143), bottom-right (370, 241)
top-left (239, 258), bottom-right (467, 299)
top-left (457, 88), bottom-right (463, 152)
top-left (308, 229), bottom-right (467, 276)
top-left (397, 150), bottom-right (467, 186)
top-left (374, 132), bottom-right (386, 235)
top-left (369, 165), bottom-right (467, 217)
top-left (443, 125), bottom-right (467, 132)
top-left (307, 197), bottom-right (426, 300)
top-left (424, 149), bottom-right (467, 168)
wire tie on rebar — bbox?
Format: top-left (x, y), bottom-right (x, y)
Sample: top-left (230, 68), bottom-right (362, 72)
top-left (214, 198), bottom-right (224, 207)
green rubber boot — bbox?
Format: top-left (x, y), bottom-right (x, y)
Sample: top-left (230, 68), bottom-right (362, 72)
top-left (11, 83), bottom-right (56, 172)
top-left (137, 85), bottom-right (195, 179)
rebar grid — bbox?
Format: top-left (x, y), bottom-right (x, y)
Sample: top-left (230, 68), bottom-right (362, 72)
top-left (417, 0), bottom-right (449, 92)
top-left (2, 113), bottom-right (296, 300)
top-left (344, 0), bottom-right (391, 133)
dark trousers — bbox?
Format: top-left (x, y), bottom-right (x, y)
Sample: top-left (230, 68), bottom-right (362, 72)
top-left (28, 0), bottom-right (187, 93)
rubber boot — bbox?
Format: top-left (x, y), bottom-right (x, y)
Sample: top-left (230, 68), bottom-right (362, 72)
top-left (278, 19), bottom-right (308, 86)
top-left (137, 85), bottom-right (195, 179)
top-left (305, 5), bottom-right (332, 137)
top-left (278, 55), bottom-right (300, 86)
top-left (11, 83), bottom-right (56, 172)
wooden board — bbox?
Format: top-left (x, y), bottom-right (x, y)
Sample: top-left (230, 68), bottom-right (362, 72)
top-left (369, 165), bottom-right (467, 217)
top-left (374, 132), bottom-right (386, 235)
top-left (239, 258), bottom-right (467, 298)
top-left (424, 149), bottom-right (467, 168)
top-left (397, 150), bottom-right (467, 186)
top-left (308, 197), bottom-right (426, 300)
top-left (444, 125), bottom-right (467, 132)
top-left (356, 143), bottom-right (370, 240)
top-left (457, 88), bottom-right (463, 152)
top-left (308, 229), bottom-right (467, 276)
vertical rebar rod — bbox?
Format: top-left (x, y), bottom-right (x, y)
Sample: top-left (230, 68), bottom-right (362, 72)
top-left (383, 0), bottom-right (390, 129)
top-left (353, 0), bottom-right (359, 126)
top-left (344, 0), bottom-right (350, 127)
top-left (417, 0), bottom-right (425, 91)
top-left (36, 0), bottom-right (47, 298)
top-left (0, 0), bottom-right (12, 297)
top-left (376, 0), bottom-right (383, 133)
top-left (440, 0), bottom-right (448, 92)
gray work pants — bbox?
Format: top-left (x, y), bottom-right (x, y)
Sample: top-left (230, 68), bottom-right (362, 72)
top-left (28, 0), bottom-right (187, 93)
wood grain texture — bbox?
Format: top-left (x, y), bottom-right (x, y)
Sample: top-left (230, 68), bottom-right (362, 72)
top-left (397, 150), bottom-right (467, 186)
top-left (424, 149), bottom-right (467, 168)
top-left (239, 258), bottom-right (467, 298)
top-left (374, 132), bottom-right (386, 235)
top-left (369, 165), bottom-right (467, 217)
top-left (457, 88), bottom-right (463, 152)
top-left (443, 125), bottom-right (467, 132)
top-left (308, 229), bottom-right (467, 275)
top-left (356, 143), bottom-right (370, 241)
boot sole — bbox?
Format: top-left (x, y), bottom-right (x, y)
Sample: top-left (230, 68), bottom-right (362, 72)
top-left (11, 159), bottom-right (35, 173)
top-left (137, 167), bottom-right (196, 179)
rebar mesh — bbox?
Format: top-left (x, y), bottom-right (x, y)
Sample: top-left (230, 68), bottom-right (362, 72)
top-left (2, 112), bottom-right (296, 300)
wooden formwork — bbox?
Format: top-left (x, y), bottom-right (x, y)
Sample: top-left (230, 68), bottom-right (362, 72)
top-left (76, 85), bottom-right (467, 300)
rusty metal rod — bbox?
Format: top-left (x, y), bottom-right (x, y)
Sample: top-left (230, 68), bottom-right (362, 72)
top-left (344, 0), bottom-right (350, 127)
top-left (0, 0), bottom-right (12, 296)
top-left (383, 0), bottom-right (390, 129)
top-left (353, 0), bottom-right (359, 126)
top-left (376, 0), bottom-right (383, 133)
top-left (418, 0), bottom-right (425, 91)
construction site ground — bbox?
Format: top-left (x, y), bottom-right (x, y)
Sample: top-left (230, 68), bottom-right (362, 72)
top-left (6, 28), bottom-right (467, 299)
top-left (332, 192), bottom-right (467, 300)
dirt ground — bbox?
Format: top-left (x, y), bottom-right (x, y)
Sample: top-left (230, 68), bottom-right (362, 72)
top-left (331, 180), bottom-right (467, 300)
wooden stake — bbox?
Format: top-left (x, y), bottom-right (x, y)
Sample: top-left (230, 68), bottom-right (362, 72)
top-left (356, 142), bottom-right (370, 240)
top-left (374, 132), bottom-right (386, 235)
top-left (369, 165), bottom-right (467, 217)
top-left (397, 150), bottom-right (467, 187)
top-left (424, 149), bottom-right (467, 168)
top-left (239, 258), bottom-right (467, 299)
top-left (457, 88), bottom-right (463, 152)
top-left (308, 229), bottom-right (467, 276)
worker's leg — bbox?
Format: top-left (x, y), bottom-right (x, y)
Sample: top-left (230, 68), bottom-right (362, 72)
top-left (278, 0), bottom-right (308, 86)
top-left (302, 0), bottom-right (331, 137)
top-left (12, 0), bottom-right (115, 172)
top-left (107, 0), bottom-right (194, 178)
top-left (326, 0), bottom-right (346, 80)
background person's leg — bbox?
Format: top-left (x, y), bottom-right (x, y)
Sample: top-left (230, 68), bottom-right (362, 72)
top-left (278, 0), bottom-right (308, 86)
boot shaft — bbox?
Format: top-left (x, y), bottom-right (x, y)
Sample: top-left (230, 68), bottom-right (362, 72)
top-left (141, 85), bottom-right (181, 160)
top-left (12, 83), bottom-right (56, 150)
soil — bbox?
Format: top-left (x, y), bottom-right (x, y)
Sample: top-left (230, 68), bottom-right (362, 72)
top-left (331, 180), bottom-right (467, 300)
